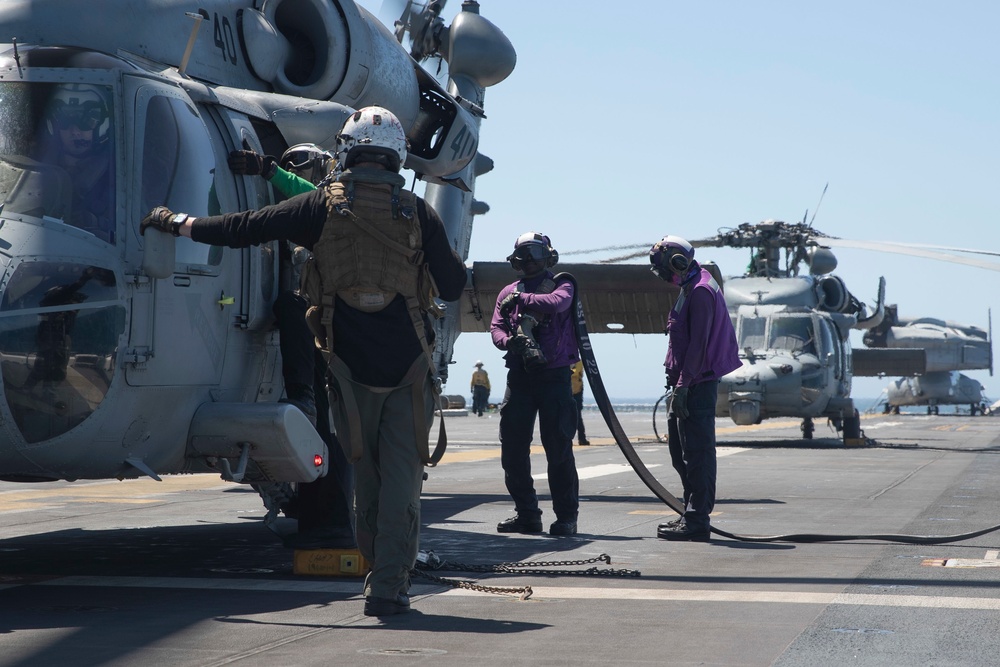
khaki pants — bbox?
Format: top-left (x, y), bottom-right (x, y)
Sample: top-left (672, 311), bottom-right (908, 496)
top-left (329, 369), bottom-right (433, 600)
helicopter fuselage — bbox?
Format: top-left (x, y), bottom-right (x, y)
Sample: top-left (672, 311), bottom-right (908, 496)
top-left (0, 0), bottom-right (516, 484)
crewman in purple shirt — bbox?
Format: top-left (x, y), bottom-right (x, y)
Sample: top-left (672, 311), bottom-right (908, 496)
top-left (650, 235), bottom-right (740, 541)
top-left (490, 232), bottom-right (580, 536)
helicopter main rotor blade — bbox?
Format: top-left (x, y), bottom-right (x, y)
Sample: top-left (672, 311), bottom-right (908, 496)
top-left (562, 237), bottom-right (723, 260)
top-left (819, 238), bottom-right (1000, 272)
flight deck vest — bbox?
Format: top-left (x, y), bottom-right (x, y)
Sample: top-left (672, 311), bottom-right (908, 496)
top-left (300, 168), bottom-right (446, 465)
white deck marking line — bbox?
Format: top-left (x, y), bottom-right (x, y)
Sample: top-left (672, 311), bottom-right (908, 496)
top-left (531, 449), bottom-right (747, 481)
top-left (986, 550), bottom-right (999, 560)
top-left (444, 587), bottom-right (1000, 610)
top-left (535, 463), bottom-right (661, 482)
top-left (27, 576), bottom-right (1000, 610)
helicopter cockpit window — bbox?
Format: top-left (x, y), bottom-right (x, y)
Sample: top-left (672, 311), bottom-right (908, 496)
top-left (138, 94), bottom-right (220, 267)
top-left (738, 316), bottom-right (767, 350)
top-left (0, 261), bottom-right (124, 444)
top-left (768, 316), bottom-right (816, 354)
top-left (0, 82), bottom-right (116, 244)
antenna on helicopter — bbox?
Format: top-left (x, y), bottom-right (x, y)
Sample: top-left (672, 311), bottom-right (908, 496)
top-left (178, 11), bottom-right (206, 77)
top-left (806, 182), bottom-right (829, 229)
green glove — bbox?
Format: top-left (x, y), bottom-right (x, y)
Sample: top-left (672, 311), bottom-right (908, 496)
top-left (671, 386), bottom-right (690, 419)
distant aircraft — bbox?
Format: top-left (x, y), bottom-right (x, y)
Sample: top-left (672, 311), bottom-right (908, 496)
top-left (864, 306), bottom-right (993, 414)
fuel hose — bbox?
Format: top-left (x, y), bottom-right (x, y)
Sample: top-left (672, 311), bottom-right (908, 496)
top-left (559, 272), bottom-right (1000, 545)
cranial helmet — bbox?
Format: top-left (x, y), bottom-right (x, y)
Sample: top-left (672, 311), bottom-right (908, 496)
top-left (475, 360), bottom-right (483, 367)
top-left (280, 143), bottom-right (333, 185)
top-left (335, 106), bottom-right (408, 172)
top-left (507, 231), bottom-right (559, 272)
top-left (46, 83), bottom-right (111, 141)
top-left (649, 235), bottom-right (695, 283)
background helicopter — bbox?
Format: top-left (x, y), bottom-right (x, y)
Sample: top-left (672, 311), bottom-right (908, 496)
top-left (542, 219), bottom-right (1000, 443)
top-left (0, 0), bottom-right (515, 513)
top-left (864, 305), bottom-right (994, 415)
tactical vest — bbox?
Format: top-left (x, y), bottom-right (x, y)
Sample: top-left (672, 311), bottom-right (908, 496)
top-left (300, 168), bottom-right (446, 465)
top-left (309, 169), bottom-right (434, 314)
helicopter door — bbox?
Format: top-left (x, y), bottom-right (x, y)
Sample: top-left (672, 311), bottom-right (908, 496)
top-left (200, 106), bottom-right (278, 332)
top-left (123, 77), bottom-right (236, 386)
top-left (819, 318), bottom-right (844, 379)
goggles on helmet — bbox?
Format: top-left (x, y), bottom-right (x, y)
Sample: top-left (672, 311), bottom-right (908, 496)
top-left (283, 149), bottom-right (326, 172)
top-left (511, 244), bottom-right (550, 263)
top-left (50, 103), bottom-right (106, 132)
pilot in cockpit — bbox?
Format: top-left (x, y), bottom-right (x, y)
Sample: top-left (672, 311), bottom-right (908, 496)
top-left (40, 83), bottom-right (116, 243)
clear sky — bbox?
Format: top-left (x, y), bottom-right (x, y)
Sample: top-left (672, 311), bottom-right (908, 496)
top-left (362, 1), bottom-right (1000, 404)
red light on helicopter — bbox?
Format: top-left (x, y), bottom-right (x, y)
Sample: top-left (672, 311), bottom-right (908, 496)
top-left (314, 454), bottom-right (324, 467)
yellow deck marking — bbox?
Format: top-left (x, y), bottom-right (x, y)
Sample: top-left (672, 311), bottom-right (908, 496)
top-left (0, 475), bottom-right (232, 513)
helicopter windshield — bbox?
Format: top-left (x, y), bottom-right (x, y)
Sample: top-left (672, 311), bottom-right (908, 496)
top-left (738, 315), bottom-right (767, 350)
top-left (768, 315), bottom-right (816, 354)
top-left (0, 82), bottom-right (116, 243)
top-left (0, 261), bottom-right (124, 443)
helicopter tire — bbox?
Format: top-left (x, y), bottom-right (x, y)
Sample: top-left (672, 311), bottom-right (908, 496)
top-left (800, 417), bottom-right (814, 440)
top-left (842, 409), bottom-right (861, 440)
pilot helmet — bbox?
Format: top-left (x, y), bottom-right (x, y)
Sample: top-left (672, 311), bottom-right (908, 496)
top-left (507, 232), bottom-right (558, 273)
top-left (46, 83), bottom-right (111, 143)
top-left (335, 106), bottom-right (408, 173)
top-left (280, 143), bottom-right (333, 185)
top-left (649, 235), bottom-right (695, 284)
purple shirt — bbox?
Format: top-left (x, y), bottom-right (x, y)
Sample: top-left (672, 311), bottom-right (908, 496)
top-left (665, 266), bottom-right (741, 387)
top-left (490, 272), bottom-right (579, 370)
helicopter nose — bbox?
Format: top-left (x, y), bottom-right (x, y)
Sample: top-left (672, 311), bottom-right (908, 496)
top-left (0, 239), bottom-right (125, 446)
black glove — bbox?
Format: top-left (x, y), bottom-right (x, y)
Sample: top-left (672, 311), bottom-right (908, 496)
top-left (507, 334), bottom-right (529, 354)
top-left (670, 386), bottom-right (690, 420)
top-left (228, 150), bottom-right (277, 179)
top-left (140, 206), bottom-right (175, 236)
top-left (497, 291), bottom-right (521, 316)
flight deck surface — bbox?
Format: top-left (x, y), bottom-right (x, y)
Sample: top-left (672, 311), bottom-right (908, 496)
top-left (1, 410), bottom-right (998, 666)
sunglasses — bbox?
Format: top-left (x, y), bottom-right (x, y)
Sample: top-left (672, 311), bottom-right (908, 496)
top-left (50, 105), bottom-right (106, 132)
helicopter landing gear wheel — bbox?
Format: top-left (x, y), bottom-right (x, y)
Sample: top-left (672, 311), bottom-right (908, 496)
top-left (800, 417), bottom-right (814, 439)
top-left (842, 409), bottom-right (861, 442)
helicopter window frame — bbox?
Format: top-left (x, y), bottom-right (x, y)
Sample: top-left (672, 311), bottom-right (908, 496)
top-left (819, 318), bottom-right (843, 377)
top-left (0, 75), bottom-right (120, 245)
top-left (0, 259), bottom-right (125, 444)
top-left (737, 314), bottom-right (767, 351)
top-left (129, 80), bottom-right (221, 273)
top-left (767, 314), bottom-right (817, 355)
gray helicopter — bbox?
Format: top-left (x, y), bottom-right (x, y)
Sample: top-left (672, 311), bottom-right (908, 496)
top-left (864, 305), bottom-right (994, 415)
top-left (0, 0), bottom-right (514, 504)
top-left (552, 220), bottom-right (1000, 443)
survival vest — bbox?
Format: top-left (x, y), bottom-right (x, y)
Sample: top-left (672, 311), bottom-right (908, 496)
top-left (300, 168), bottom-right (446, 465)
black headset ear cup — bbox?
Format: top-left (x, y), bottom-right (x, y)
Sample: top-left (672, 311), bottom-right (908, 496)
top-left (547, 248), bottom-right (559, 268)
top-left (668, 252), bottom-right (690, 274)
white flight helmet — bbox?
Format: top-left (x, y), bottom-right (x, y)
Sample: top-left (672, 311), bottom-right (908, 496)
top-left (280, 143), bottom-right (333, 185)
top-left (46, 83), bottom-right (111, 142)
top-left (335, 106), bottom-right (408, 172)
